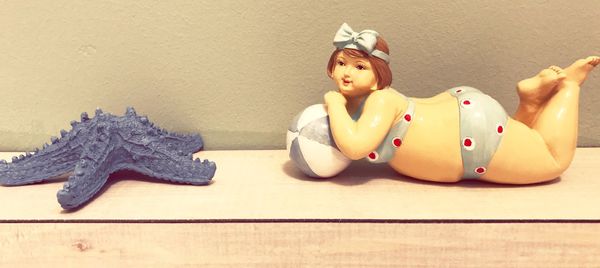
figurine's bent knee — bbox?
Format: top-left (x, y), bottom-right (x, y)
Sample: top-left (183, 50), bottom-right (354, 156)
top-left (482, 119), bottom-right (565, 184)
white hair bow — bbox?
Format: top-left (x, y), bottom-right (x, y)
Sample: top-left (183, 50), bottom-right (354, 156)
top-left (332, 23), bottom-right (390, 63)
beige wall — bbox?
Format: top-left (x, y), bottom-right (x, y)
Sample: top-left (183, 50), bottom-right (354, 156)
top-left (1, 0), bottom-right (599, 150)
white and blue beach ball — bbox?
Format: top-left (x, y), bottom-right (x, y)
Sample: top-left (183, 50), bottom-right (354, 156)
top-left (286, 104), bottom-right (351, 178)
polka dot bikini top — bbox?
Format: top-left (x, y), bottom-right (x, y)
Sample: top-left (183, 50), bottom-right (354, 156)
top-left (351, 90), bottom-right (416, 163)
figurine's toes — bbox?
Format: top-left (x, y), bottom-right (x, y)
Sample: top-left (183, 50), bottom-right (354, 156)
top-left (563, 56), bottom-right (599, 85)
top-left (587, 56), bottom-right (600, 67)
top-left (571, 56), bottom-right (599, 69)
top-left (530, 68), bottom-right (562, 91)
top-left (548, 66), bottom-right (566, 78)
top-left (540, 66), bottom-right (565, 80)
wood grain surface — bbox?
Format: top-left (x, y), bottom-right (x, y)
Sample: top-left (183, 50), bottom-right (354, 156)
top-left (1, 223), bottom-right (599, 267)
top-left (1, 149), bottom-right (599, 220)
top-left (1, 149), bottom-right (599, 267)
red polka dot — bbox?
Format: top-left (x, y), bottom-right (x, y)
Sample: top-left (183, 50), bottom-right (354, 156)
top-left (368, 152), bottom-right (377, 160)
top-left (497, 125), bottom-right (504, 134)
top-left (404, 114), bottom-right (412, 122)
top-left (392, 138), bottom-right (402, 147)
top-left (462, 100), bottom-right (471, 105)
top-left (456, 89), bottom-right (462, 93)
top-left (463, 138), bottom-right (472, 147)
top-left (475, 167), bottom-right (486, 174)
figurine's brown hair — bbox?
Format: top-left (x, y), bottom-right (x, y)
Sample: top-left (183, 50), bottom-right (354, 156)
top-left (327, 36), bottom-right (392, 90)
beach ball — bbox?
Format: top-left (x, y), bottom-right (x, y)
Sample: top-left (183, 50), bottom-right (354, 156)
top-left (286, 104), bottom-right (351, 178)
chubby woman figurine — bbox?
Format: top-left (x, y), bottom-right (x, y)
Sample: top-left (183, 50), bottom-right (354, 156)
top-left (323, 23), bottom-right (599, 184)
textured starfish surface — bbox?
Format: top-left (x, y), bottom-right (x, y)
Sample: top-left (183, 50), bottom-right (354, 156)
top-left (0, 107), bottom-right (216, 210)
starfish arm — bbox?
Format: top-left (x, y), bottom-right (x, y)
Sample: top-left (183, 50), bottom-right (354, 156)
top-left (160, 133), bottom-right (205, 155)
top-left (121, 107), bottom-right (204, 154)
top-left (0, 112), bottom-right (99, 186)
top-left (124, 141), bottom-right (215, 185)
top-left (129, 155), bottom-right (215, 185)
top-left (0, 134), bottom-right (86, 186)
top-left (56, 138), bottom-right (113, 210)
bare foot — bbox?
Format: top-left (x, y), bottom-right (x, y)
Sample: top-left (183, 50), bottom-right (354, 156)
top-left (562, 56), bottom-right (600, 86)
top-left (517, 66), bottom-right (566, 106)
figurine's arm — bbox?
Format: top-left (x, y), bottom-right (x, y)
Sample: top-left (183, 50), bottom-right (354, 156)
top-left (325, 90), bottom-right (404, 160)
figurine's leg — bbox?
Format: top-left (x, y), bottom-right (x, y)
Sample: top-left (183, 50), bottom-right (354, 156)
top-left (531, 56), bottom-right (599, 168)
top-left (514, 66), bottom-right (566, 127)
top-left (483, 56), bottom-right (598, 184)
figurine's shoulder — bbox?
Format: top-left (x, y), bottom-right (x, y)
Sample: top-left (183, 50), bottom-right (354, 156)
top-left (370, 87), bottom-right (402, 97)
top-left (367, 87), bottom-right (408, 104)
top-left (363, 88), bottom-right (409, 115)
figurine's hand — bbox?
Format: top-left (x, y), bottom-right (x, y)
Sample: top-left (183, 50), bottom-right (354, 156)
top-left (324, 91), bottom-right (347, 107)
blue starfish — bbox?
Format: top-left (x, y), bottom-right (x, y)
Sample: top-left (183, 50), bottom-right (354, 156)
top-left (0, 107), bottom-right (216, 210)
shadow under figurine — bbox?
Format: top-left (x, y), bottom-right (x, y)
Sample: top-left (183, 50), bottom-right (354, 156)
top-left (288, 23), bottom-right (599, 184)
top-left (0, 107), bottom-right (216, 210)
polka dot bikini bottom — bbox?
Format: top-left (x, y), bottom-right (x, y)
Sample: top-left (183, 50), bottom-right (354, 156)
top-left (448, 86), bottom-right (508, 179)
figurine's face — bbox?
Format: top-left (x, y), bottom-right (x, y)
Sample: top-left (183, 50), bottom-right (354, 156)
top-left (332, 52), bottom-right (378, 97)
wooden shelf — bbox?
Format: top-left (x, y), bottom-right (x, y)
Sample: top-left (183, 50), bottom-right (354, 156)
top-left (1, 149), bottom-right (599, 266)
